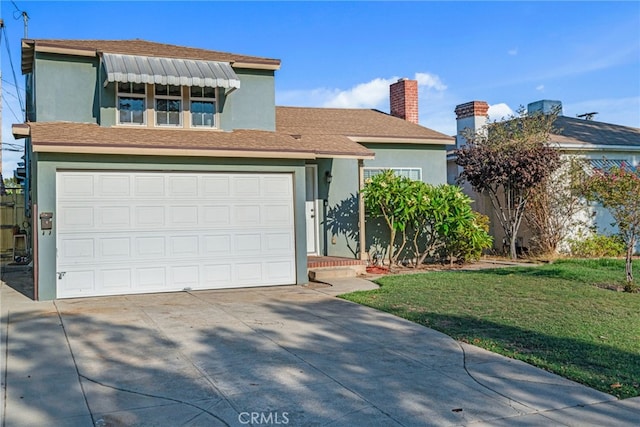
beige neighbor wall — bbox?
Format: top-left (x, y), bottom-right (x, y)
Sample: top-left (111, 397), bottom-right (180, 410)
top-left (0, 193), bottom-right (28, 262)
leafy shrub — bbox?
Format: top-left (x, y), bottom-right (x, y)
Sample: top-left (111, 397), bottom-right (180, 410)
top-left (568, 233), bottom-right (626, 258)
top-left (363, 171), bottom-right (492, 266)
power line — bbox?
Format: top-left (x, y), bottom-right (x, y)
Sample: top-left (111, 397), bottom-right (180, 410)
top-left (2, 94), bottom-right (21, 122)
top-left (1, 26), bottom-right (25, 117)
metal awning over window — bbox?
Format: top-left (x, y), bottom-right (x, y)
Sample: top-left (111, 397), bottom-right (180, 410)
top-left (102, 53), bottom-right (241, 89)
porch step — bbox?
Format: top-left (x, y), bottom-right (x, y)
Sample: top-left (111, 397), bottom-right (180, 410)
top-left (309, 267), bottom-right (357, 282)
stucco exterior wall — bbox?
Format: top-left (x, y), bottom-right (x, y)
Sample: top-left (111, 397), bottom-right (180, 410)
top-left (33, 154), bottom-right (308, 300)
top-left (33, 53), bottom-right (99, 123)
top-left (222, 69), bottom-right (276, 131)
top-left (30, 54), bottom-right (276, 131)
top-left (320, 144), bottom-right (449, 259)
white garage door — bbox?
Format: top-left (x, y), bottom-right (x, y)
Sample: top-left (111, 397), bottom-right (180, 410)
top-left (56, 171), bottom-right (296, 298)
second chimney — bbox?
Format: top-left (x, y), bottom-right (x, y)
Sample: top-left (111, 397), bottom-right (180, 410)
top-left (390, 78), bottom-right (419, 124)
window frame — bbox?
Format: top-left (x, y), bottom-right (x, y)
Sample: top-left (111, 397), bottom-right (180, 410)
top-left (154, 84), bottom-right (183, 127)
top-left (189, 86), bottom-right (218, 129)
top-left (116, 82), bottom-right (147, 126)
top-left (363, 167), bottom-right (423, 181)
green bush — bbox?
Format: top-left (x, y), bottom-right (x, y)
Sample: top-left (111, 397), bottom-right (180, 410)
top-left (568, 233), bottom-right (626, 258)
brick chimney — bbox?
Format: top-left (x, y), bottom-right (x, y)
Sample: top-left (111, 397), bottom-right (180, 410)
top-left (390, 78), bottom-right (419, 124)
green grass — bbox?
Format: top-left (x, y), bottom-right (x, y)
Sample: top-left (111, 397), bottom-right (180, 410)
top-left (341, 258), bottom-right (640, 399)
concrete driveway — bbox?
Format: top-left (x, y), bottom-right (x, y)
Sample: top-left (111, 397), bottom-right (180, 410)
top-left (1, 276), bottom-right (638, 426)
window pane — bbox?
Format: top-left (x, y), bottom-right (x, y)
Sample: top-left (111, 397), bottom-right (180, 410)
top-left (203, 87), bottom-right (215, 98)
top-left (191, 101), bottom-right (215, 127)
top-left (157, 112), bottom-right (167, 125)
top-left (203, 113), bottom-right (214, 127)
top-left (119, 97), bottom-right (145, 124)
top-left (132, 110), bottom-right (144, 124)
top-left (190, 86), bottom-right (203, 98)
top-left (192, 114), bottom-right (203, 126)
top-left (132, 83), bottom-right (145, 94)
top-left (155, 84), bottom-right (167, 96)
top-left (168, 100), bottom-right (181, 112)
top-left (168, 111), bottom-right (180, 125)
top-left (118, 82), bottom-right (130, 93)
top-left (156, 99), bottom-right (167, 111)
top-left (168, 85), bottom-right (181, 96)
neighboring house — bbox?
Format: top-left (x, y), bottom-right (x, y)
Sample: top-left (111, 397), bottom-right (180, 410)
top-left (448, 99), bottom-right (640, 253)
top-left (13, 39), bottom-right (452, 300)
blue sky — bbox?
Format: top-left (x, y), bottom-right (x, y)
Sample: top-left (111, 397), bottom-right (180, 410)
top-left (1, 1), bottom-right (639, 174)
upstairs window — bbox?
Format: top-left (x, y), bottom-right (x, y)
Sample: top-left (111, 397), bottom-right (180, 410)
top-left (155, 84), bottom-right (182, 126)
top-left (190, 86), bottom-right (216, 128)
top-left (117, 82), bottom-right (146, 125)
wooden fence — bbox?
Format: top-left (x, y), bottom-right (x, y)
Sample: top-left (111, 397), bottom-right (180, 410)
top-left (0, 192), bottom-right (29, 262)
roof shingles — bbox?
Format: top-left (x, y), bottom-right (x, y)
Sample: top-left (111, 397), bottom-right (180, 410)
top-left (276, 106), bottom-right (453, 143)
top-left (26, 122), bottom-right (374, 159)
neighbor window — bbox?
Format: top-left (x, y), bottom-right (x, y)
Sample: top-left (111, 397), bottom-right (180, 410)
top-left (155, 84), bottom-right (182, 126)
top-left (364, 167), bottom-right (422, 181)
top-left (190, 86), bottom-right (216, 128)
top-left (117, 82), bottom-right (146, 125)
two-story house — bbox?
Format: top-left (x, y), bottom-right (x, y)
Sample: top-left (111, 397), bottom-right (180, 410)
top-left (13, 39), bottom-right (452, 300)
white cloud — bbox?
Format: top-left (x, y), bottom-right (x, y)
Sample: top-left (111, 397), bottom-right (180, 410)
top-left (536, 84), bottom-right (545, 91)
top-left (488, 103), bottom-right (515, 122)
top-left (508, 48), bottom-right (518, 56)
top-left (415, 73), bottom-right (447, 91)
top-left (322, 77), bottom-right (396, 108)
top-left (276, 72), bottom-right (455, 135)
top-left (277, 72), bottom-right (447, 111)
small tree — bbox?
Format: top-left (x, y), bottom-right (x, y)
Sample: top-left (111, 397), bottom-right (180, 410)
top-left (455, 107), bottom-right (561, 259)
top-left (363, 172), bottom-right (492, 267)
top-left (580, 165), bottom-right (640, 287)
top-left (525, 157), bottom-right (588, 255)
top-left (362, 170), bottom-right (417, 266)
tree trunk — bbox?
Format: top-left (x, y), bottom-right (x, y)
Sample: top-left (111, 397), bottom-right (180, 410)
top-left (626, 243), bottom-right (634, 284)
top-left (510, 237), bottom-right (517, 260)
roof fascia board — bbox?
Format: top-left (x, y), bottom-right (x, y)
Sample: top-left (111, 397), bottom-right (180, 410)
top-left (12, 124), bottom-right (30, 139)
top-left (556, 143), bottom-right (640, 152)
top-left (34, 45), bottom-right (97, 57)
top-left (232, 62), bottom-right (280, 71)
top-left (349, 136), bottom-right (455, 145)
top-left (31, 144), bottom-right (317, 159)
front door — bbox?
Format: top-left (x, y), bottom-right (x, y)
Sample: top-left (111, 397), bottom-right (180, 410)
top-left (305, 165), bottom-right (319, 254)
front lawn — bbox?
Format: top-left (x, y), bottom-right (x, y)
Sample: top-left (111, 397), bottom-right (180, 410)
top-left (341, 259), bottom-right (640, 399)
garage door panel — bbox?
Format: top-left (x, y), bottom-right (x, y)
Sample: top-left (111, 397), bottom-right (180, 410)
top-left (168, 205), bottom-right (198, 226)
top-left (59, 270), bottom-right (95, 296)
top-left (202, 206), bottom-right (231, 226)
top-left (134, 175), bottom-right (165, 197)
top-left (98, 174), bottom-right (131, 197)
top-left (170, 235), bottom-right (200, 256)
top-left (60, 206), bottom-right (94, 229)
top-left (202, 176), bottom-right (231, 197)
top-left (135, 236), bottom-right (166, 257)
top-left (234, 176), bottom-right (261, 197)
top-left (100, 237), bottom-right (131, 258)
top-left (60, 238), bottom-right (95, 261)
top-left (57, 171), bottom-right (296, 298)
top-left (203, 235), bottom-right (232, 254)
top-left (58, 174), bottom-right (94, 198)
top-left (98, 206), bottom-right (131, 228)
top-left (135, 206), bottom-right (165, 227)
top-left (264, 176), bottom-right (293, 197)
top-left (136, 267), bottom-right (167, 289)
top-left (234, 205), bottom-right (261, 225)
top-left (102, 269), bottom-right (132, 290)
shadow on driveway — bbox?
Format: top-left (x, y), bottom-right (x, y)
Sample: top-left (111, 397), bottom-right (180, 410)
top-left (1, 284), bottom-right (628, 426)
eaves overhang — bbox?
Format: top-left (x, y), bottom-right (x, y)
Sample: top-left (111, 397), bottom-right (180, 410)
top-left (348, 136), bottom-right (455, 145)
